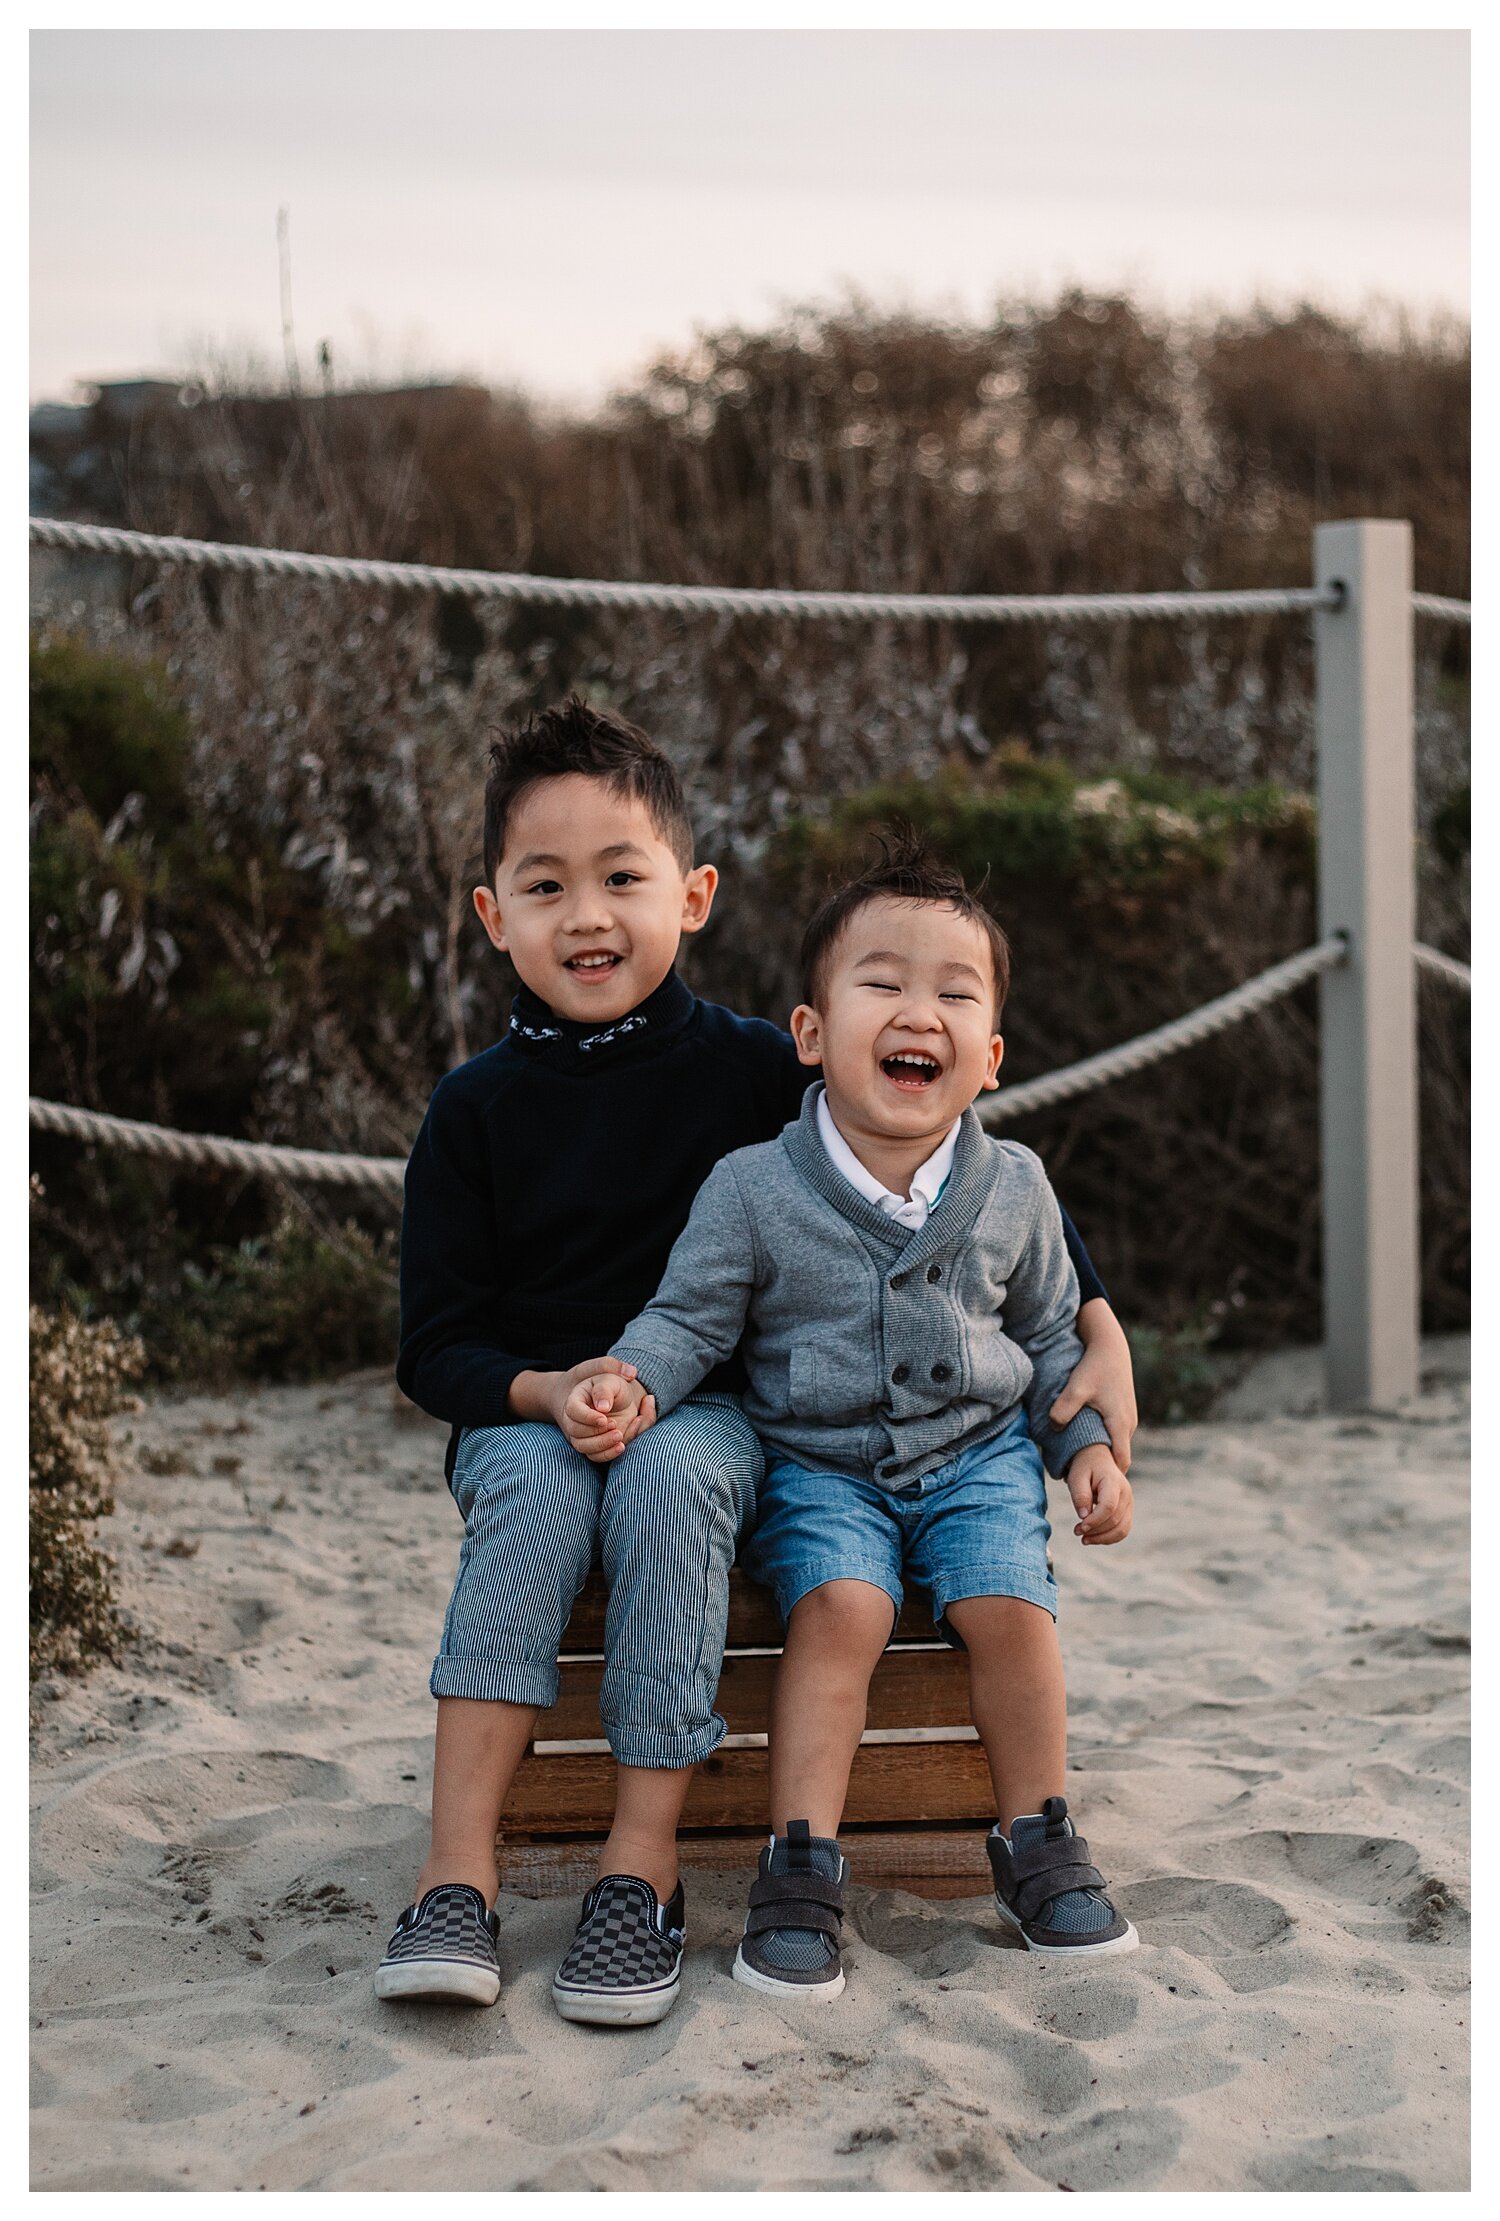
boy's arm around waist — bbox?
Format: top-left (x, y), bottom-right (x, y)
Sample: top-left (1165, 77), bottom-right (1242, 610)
top-left (395, 1076), bottom-right (536, 1425)
top-left (609, 1156), bottom-right (759, 1418)
top-left (1002, 1163), bottom-right (1115, 1476)
top-left (1057, 1201), bottom-right (1108, 1309)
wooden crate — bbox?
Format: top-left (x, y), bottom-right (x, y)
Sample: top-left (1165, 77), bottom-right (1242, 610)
top-left (499, 1568), bottom-right (997, 1897)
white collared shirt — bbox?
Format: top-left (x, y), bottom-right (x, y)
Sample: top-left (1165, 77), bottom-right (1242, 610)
top-left (815, 1088), bottom-right (960, 1232)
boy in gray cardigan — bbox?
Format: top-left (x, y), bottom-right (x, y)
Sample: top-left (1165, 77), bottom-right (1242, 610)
top-left (570, 837), bottom-right (1138, 1994)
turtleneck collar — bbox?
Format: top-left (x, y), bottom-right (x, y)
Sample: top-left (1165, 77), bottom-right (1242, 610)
top-left (506, 967), bottom-right (696, 1070)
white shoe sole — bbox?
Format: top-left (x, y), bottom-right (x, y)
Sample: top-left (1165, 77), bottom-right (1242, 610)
top-left (993, 1895), bottom-right (1139, 1957)
top-left (375, 1959), bottom-right (501, 2005)
top-left (551, 1975), bottom-right (680, 2026)
top-left (731, 1944), bottom-right (846, 1999)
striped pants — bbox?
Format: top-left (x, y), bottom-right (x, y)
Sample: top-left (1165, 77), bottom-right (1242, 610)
top-left (431, 1395), bottom-right (762, 1768)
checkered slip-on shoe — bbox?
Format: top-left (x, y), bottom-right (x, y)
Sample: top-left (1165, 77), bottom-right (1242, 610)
top-left (987, 1798), bottom-right (1138, 1957)
top-left (374, 1882), bottom-right (502, 2005)
top-left (551, 1873), bottom-right (686, 2026)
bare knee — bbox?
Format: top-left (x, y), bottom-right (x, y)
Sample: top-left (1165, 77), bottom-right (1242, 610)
top-left (946, 1593), bottom-right (1058, 1666)
top-left (786, 1579), bottom-right (895, 1672)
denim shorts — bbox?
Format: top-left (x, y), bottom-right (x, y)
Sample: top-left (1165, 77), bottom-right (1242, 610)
top-left (742, 1403), bottom-right (1056, 1638)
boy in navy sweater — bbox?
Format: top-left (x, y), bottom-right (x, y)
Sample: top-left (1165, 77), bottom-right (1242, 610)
top-left (376, 697), bottom-right (1137, 2026)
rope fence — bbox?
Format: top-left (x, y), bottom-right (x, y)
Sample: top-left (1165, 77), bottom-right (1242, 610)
top-left (32, 516), bottom-right (1357, 626)
top-left (984, 935), bottom-right (1349, 1121)
top-left (29, 934), bottom-right (1470, 1186)
top-left (19, 931), bottom-right (1377, 1192)
top-left (28, 1096), bottom-right (406, 1196)
top-left (1411, 593), bottom-right (1474, 626)
top-left (1414, 941), bottom-right (1473, 991)
top-left (29, 511), bottom-right (1472, 1408)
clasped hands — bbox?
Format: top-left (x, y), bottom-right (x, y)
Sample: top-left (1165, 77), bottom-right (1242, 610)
top-left (554, 1358), bottom-right (657, 1464)
top-left (532, 1359), bottom-right (1133, 1548)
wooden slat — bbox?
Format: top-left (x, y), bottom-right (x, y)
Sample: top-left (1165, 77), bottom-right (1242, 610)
top-left (502, 1827), bottom-right (995, 1901)
top-left (535, 1646), bottom-right (971, 1742)
top-left (503, 1738), bottom-right (994, 1832)
top-left (560, 1568), bottom-right (938, 1652)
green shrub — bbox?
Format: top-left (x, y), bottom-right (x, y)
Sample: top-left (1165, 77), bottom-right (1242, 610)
top-left (30, 633), bottom-right (420, 1347)
top-left (775, 752), bottom-right (1315, 905)
top-left (1128, 1320), bottom-right (1230, 1426)
top-left (30, 1300), bottom-right (143, 1678)
top-left (140, 1210), bottom-right (398, 1385)
top-left (30, 356), bottom-right (1467, 1371)
top-left (765, 760), bottom-right (1466, 1347)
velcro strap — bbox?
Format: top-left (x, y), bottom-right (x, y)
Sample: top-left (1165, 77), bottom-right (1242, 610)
top-left (1012, 1859), bottom-right (1106, 1925)
top-left (745, 1899), bottom-right (843, 1941)
top-left (748, 1870), bottom-right (845, 1914)
top-left (1007, 1830), bottom-right (1095, 1883)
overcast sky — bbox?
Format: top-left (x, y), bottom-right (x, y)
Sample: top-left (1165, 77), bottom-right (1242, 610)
top-left (30, 28), bottom-right (1469, 408)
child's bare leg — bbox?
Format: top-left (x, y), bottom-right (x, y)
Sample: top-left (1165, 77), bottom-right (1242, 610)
top-left (598, 1766), bottom-right (694, 1900)
top-left (416, 1696), bottom-right (538, 1903)
top-left (768, 1580), bottom-right (894, 1834)
top-left (944, 1594), bottom-right (1067, 1831)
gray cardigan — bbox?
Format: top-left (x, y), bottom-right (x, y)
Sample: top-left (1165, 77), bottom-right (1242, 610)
top-left (611, 1086), bottom-right (1112, 1491)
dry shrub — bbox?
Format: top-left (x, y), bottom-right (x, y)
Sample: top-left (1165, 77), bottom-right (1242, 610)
top-left (143, 1205), bottom-right (399, 1385)
top-left (28, 292), bottom-right (1467, 1360)
top-left (30, 1289), bottom-right (143, 1677)
top-left (775, 761), bottom-right (1467, 1346)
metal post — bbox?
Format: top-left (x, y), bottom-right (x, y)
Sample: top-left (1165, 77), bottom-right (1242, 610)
top-left (1314, 519), bottom-right (1419, 1409)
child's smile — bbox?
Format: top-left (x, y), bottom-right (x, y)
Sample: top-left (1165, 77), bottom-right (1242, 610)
top-left (791, 894), bottom-right (1005, 1195)
top-left (879, 1046), bottom-right (944, 1091)
top-left (473, 776), bottom-right (717, 1025)
top-left (564, 948), bottom-right (627, 984)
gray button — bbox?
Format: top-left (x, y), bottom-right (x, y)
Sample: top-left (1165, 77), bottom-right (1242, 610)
top-left (926, 1263), bottom-right (943, 1283)
top-left (890, 1272), bottom-right (908, 1290)
top-left (891, 1363), bottom-right (910, 1385)
top-left (931, 1361), bottom-right (952, 1382)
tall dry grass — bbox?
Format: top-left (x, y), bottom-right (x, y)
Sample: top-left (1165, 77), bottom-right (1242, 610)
top-left (29, 291), bottom-right (1468, 1353)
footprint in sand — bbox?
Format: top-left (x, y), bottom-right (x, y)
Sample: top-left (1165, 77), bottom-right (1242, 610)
top-left (1202, 1830), bottom-right (1469, 1949)
top-left (1033, 1976), bottom-right (1140, 2043)
top-left (1112, 1875), bottom-right (1291, 1956)
top-left (1250, 2148), bottom-right (1416, 2192)
top-left (1217, 1828), bottom-right (1424, 1901)
top-left (1010, 2102), bottom-right (1183, 2191)
top-left (34, 1750), bottom-right (352, 1884)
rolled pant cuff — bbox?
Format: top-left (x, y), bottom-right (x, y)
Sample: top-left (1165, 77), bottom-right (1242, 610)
top-left (607, 1716), bottom-right (728, 1770)
top-left (429, 1656), bottom-right (560, 1707)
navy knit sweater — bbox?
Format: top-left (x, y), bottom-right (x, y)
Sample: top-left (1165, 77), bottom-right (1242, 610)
top-left (396, 969), bottom-right (1106, 1474)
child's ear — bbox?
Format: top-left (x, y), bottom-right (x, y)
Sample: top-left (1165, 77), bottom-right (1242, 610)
top-left (473, 883), bottom-right (507, 953)
top-left (679, 862), bottom-right (718, 936)
top-left (979, 1033), bottom-right (1005, 1091)
top-left (790, 1004), bottom-right (824, 1068)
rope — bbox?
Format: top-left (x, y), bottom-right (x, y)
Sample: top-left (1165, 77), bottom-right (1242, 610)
top-left (1411, 593), bottom-right (1472, 625)
top-left (27, 1096), bottom-right (406, 1195)
top-left (32, 934), bottom-right (1470, 1171)
top-left (1414, 941), bottom-right (1472, 990)
top-left (29, 936), bottom-right (1350, 1183)
top-left (982, 935), bottom-right (1348, 1123)
top-left (30, 516), bottom-right (1340, 626)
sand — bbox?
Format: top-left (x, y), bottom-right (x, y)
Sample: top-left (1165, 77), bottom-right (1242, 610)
top-left (31, 1341), bottom-right (1470, 2192)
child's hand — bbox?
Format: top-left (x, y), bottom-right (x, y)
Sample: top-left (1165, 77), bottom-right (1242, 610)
top-left (559, 1369), bottom-right (656, 1464)
top-left (1050, 1301), bottom-right (1137, 1473)
top-left (1064, 1443), bottom-right (1134, 1546)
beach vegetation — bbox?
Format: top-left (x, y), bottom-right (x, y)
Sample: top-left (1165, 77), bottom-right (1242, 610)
top-left (29, 290), bottom-right (1467, 1370)
top-left (30, 1281), bottom-right (143, 1677)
